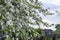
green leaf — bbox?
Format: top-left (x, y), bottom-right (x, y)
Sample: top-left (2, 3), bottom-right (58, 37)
top-left (5, 36), bottom-right (11, 40)
top-left (32, 5), bottom-right (40, 9)
top-left (42, 9), bottom-right (46, 13)
top-left (2, 15), bottom-right (6, 20)
top-left (36, 21), bottom-right (39, 25)
top-left (36, 0), bottom-right (38, 3)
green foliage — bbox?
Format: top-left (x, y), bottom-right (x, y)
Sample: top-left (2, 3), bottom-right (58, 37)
top-left (0, 0), bottom-right (5, 5)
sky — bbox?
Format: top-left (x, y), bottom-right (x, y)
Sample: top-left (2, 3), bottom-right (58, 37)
top-left (39, 0), bottom-right (60, 24)
top-left (35, 0), bottom-right (60, 31)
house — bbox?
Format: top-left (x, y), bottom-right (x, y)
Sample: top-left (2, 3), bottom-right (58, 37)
top-left (43, 29), bottom-right (54, 37)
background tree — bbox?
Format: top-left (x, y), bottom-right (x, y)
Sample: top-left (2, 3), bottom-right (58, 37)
top-left (55, 24), bottom-right (60, 34)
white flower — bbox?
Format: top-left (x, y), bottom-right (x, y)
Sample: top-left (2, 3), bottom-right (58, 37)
top-left (7, 20), bottom-right (13, 25)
